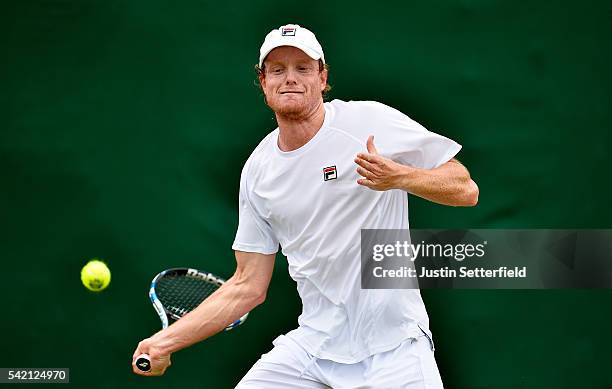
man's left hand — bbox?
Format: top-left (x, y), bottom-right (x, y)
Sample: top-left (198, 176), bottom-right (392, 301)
top-left (355, 135), bottom-right (412, 191)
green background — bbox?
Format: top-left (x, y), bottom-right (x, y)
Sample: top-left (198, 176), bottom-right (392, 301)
top-left (2, 0), bottom-right (611, 388)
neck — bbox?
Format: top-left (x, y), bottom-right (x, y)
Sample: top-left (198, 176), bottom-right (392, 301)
top-left (276, 100), bottom-right (325, 152)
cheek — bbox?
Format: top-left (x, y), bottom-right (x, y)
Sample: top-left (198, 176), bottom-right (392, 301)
top-left (310, 79), bottom-right (324, 94)
top-left (262, 82), bottom-right (276, 97)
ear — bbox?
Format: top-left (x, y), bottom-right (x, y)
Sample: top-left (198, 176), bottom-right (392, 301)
top-left (319, 67), bottom-right (328, 92)
top-left (259, 73), bottom-right (266, 90)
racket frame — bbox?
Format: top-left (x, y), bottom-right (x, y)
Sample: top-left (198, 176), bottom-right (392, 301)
top-left (136, 267), bottom-right (249, 373)
top-left (148, 267), bottom-right (248, 330)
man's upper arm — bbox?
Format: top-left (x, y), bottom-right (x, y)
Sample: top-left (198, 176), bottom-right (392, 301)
top-left (233, 250), bottom-right (276, 300)
top-left (233, 158), bottom-right (280, 254)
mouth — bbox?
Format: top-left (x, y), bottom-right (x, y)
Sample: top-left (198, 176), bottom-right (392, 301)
top-left (279, 91), bottom-right (304, 94)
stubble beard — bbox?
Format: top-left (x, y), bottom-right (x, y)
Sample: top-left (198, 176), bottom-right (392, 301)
top-left (266, 94), bottom-right (318, 121)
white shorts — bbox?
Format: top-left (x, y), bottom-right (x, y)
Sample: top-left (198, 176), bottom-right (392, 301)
top-left (236, 333), bottom-right (444, 389)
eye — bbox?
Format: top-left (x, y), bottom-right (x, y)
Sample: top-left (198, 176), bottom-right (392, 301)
top-left (270, 67), bottom-right (284, 75)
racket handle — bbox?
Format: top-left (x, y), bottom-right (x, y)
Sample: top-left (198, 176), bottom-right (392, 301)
top-left (135, 353), bottom-right (151, 372)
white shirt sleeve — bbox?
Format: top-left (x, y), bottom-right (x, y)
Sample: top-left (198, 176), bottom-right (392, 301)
top-left (364, 101), bottom-right (462, 169)
top-left (232, 160), bottom-right (279, 255)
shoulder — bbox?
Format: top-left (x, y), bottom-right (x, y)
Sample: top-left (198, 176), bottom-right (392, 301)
top-left (325, 99), bottom-right (419, 140)
top-left (326, 99), bottom-right (413, 124)
top-left (327, 98), bottom-right (400, 112)
top-left (240, 130), bottom-right (277, 179)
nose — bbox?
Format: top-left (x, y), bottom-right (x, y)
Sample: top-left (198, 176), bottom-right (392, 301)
top-left (284, 68), bottom-right (298, 85)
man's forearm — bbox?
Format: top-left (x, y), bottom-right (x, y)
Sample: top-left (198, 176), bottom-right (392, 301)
top-left (355, 137), bottom-right (479, 206)
top-left (148, 275), bottom-right (264, 356)
top-left (396, 160), bottom-right (479, 207)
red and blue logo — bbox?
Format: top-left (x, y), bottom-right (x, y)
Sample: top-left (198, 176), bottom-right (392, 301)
top-left (323, 166), bottom-right (337, 181)
top-left (281, 27), bottom-right (296, 36)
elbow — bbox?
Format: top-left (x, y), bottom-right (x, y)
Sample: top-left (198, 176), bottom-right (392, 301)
top-left (252, 289), bottom-right (267, 306)
top-left (464, 180), bottom-right (479, 206)
top-left (227, 276), bottom-right (269, 309)
top-left (242, 283), bottom-right (268, 308)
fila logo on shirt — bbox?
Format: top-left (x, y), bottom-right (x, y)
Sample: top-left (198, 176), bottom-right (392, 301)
top-left (323, 165), bottom-right (337, 181)
top-left (281, 27), bottom-right (296, 36)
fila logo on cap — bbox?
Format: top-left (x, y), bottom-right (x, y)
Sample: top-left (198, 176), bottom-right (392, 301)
top-left (323, 166), bottom-right (337, 181)
top-left (259, 24), bottom-right (325, 67)
top-left (281, 26), bottom-right (296, 36)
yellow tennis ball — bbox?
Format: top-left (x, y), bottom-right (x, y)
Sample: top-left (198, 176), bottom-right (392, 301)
top-left (81, 259), bottom-right (111, 292)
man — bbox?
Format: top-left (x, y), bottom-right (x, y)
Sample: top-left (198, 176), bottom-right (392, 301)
top-left (132, 24), bottom-right (478, 388)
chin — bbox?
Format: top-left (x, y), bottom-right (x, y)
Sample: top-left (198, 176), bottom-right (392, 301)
top-left (268, 98), bottom-right (308, 117)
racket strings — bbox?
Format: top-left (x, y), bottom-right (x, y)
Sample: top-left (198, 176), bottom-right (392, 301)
top-left (157, 275), bottom-right (220, 316)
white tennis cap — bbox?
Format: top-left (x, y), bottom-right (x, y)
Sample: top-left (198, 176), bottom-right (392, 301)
top-left (259, 24), bottom-right (325, 67)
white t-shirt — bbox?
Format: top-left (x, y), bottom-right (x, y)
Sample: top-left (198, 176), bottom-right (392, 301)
top-left (232, 99), bottom-right (461, 363)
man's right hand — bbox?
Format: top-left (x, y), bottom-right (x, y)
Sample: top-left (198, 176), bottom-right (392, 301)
top-left (132, 337), bottom-right (172, 376)
top-left (130, 251), bottom-right (275, 377)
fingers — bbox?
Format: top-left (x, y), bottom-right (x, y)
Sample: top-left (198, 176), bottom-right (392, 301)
top-left (356, 150), bottom-right (384, 163)
top-left (132, 339), bottom-right (170, 377)
top-left (133, 340), bottom-right (148, 360)
top-left (356, 167), bottom-right (373, 179)
top-left (355, 134), bottom-right (396, 191)
top-left (366, 135), bottom-right (378, 155)
top-left (357, 178), bottom-right (375, 188)
top-left (356, 134), bottom-right (379, 162)
top-left (356, 154), bottom-right (379, 188)
top-left (132, 344), bottom-right (152, 376)
top-left (354, 156), bottom-right (376, 172)
top-left (355, 153), bottom-right (383, 179)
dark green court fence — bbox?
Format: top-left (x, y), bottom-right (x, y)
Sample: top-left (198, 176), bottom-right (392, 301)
top-left (1, 1), bottom-right (611, 387)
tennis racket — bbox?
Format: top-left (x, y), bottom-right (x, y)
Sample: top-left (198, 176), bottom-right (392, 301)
top-left (134, 267), bottom-right (248, 372)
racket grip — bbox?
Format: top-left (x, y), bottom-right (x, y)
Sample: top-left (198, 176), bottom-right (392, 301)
top-left (135, 353), bottom-right (151, 372)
